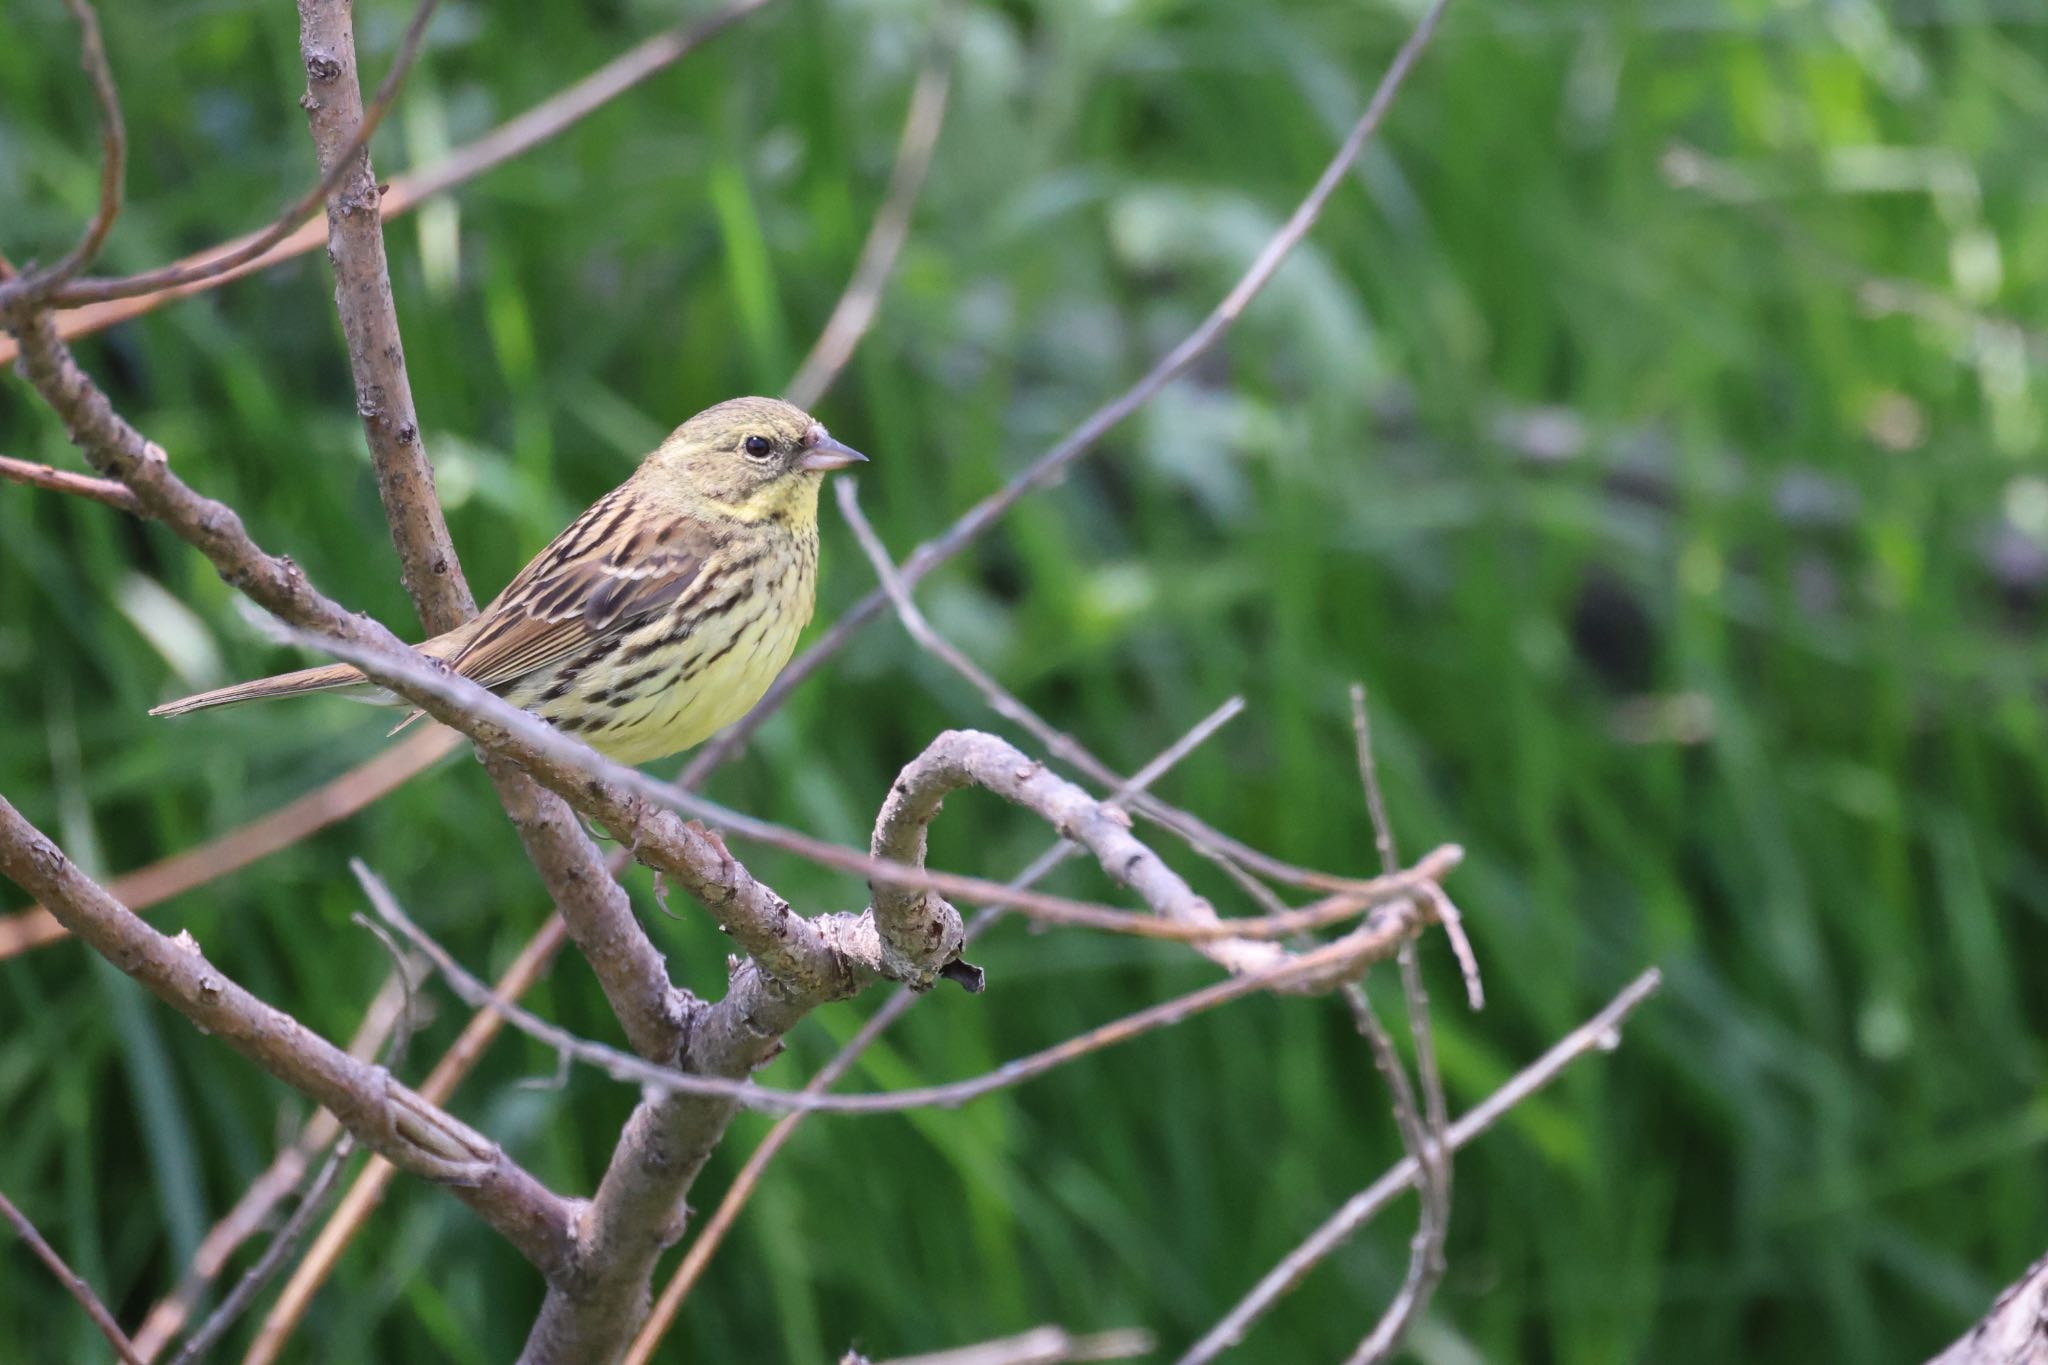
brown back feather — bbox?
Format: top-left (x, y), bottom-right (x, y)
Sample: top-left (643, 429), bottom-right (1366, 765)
top-left (448, 491), bottom-right (721, 692)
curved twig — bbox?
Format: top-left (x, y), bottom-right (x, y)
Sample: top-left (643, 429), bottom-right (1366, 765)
top-left (17, 0), bottom-right (126, 298)
top-left (365, 860), bottom-right (1437, 1118)
top-left (619, 703), bottom-right (1243, 1365)
top-left (0, 0), bottom-right (776, 363)
top-left (19, 0), bottom-right (442, 310)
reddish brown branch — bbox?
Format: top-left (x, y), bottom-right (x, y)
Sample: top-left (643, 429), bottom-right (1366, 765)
top-left (0, 726), bottom-right (460, 961)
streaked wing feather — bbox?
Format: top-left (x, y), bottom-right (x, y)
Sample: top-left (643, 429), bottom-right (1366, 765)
top-left (451, 494), bottom-right (719, 691)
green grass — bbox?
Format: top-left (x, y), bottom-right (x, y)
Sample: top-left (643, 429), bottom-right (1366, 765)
top-left (4, 0), bottom-right (2046, 1360)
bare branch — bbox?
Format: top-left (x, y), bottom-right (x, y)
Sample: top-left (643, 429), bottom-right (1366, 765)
top-left (298, 0), bottom-right (470, 629)
top-left (0, 795), bottom-right (581, 1279)
top-left (285, 616), bottom-right (1464, 956)
top-left (681, 0), bottom-right (1455, 785)
top-left (18, 0), bottom-right (127, 297)
top-left (0, 0), bottom-right (776, 360)
top-left (366, 855), bottom-right (1438, 1118)
top-left (12, 0), bottom-right (442, 311)
top-left (1178, 968), bottom-right (1665, 1365)
top-left (245, 914), bottom-right (571, 1365)
top-left (784, 31), bottom-right (954, 408)
top-left (0, 1188), bottom-right (144, 1365)
top-left (0, 726), bottom-right (459, 961)
top-left (622, 702), bottom-right (1243, 1365)
top-left (0, 450), bottom-right (140, 513)
top-left (1344, 682), bottom-right (1447, 1365)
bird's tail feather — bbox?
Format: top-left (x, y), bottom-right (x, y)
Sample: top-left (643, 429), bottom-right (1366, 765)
top-left (149, 663), bottom-right (376, 718)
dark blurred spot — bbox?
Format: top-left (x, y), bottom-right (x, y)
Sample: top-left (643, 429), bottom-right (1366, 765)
top-left (1983, 520), bottom-right (2048, 621)
top-left (1570, 570), bottom-right (1658, 692)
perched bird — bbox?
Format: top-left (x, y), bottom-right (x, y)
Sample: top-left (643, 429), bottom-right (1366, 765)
top-left (151, 396), bottom-right (866, 765)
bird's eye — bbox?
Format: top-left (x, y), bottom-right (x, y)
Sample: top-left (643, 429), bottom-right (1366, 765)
top-left (743, 435), bottom-right (774, 458)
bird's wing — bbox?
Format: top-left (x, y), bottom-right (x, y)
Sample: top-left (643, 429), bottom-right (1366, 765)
top-left (451, 489), bottom-right (719, 691)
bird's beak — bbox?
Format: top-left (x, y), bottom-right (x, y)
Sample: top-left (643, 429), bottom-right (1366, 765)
top-left (798, 435), bottom-right (868, 473)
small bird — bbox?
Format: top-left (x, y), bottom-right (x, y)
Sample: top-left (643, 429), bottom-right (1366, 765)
top-left (151, 397), bottom-right (866, 765)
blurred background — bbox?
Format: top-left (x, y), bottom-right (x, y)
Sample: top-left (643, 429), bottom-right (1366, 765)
top-left (3, 0), bottom-right (2045, 1360)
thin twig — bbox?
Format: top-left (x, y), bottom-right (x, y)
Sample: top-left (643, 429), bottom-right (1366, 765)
top-left (365, 860), bottom-right (1436, 1118)
top-left (1177, 968), bottom-right (1665, 1365)
top-left (0, 450), bottom-right (141, 513)
top-left (15, 0), bottom-right (442, 310)
top-left (165, 1145), bottom-right (353, 1365)
top-left (784, 29), bottom-right (954, 408)
top-left (0, 0), bottom-right (777, 360)
top-left (21, 0), bottom-right (126, 296)
top-left (622, 702), bottom-right (1243, 1364)
top-left (1345, 683), bottom-right (1447, 1365)
top-left (0, 1188), bottom-right (145, 1365)
top-left (681, 0), bottom-right (1456, 786)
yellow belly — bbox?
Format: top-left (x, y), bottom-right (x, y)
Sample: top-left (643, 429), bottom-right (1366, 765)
top-left (526, 551), bottom-right (814, 766)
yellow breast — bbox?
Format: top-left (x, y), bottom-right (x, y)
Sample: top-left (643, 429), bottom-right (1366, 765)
top-left (526, 533), bottom-right (817, 765)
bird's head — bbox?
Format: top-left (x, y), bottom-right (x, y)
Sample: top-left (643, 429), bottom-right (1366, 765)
top-left (639, 396), bottom-right (867, 523)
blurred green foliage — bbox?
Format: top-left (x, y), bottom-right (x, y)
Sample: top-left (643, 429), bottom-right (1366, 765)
top-left (3, 0), bottom-right (2046, 1360)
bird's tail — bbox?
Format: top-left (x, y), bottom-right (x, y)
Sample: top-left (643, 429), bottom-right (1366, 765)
top-left (149, 663), bottom-right (376, 718)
